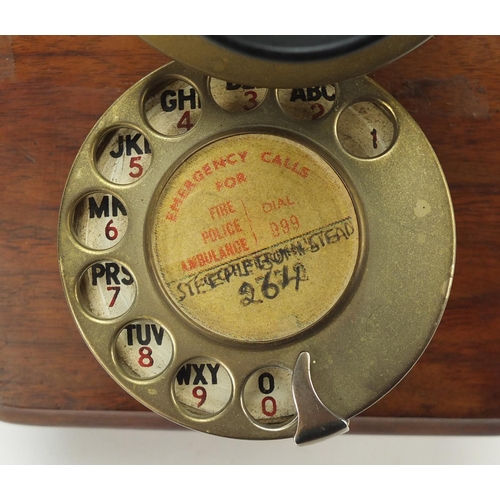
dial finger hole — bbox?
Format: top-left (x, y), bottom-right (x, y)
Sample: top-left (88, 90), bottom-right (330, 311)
top-left (242, 366), bottom-right (295, 428)
top-left (145, 79), bottom-right (202, 136)
top-left (173, 357), bottom-right (232, 418)
top-left (78, 260), bottom-right (136, 319)
top-left (337, 100), bottom-right (396, 158)
top-left (278, 85), bottom-right (336, 121)
top-left (95, 127), bottom-right (152, 184)
top-left (115, 319), bottom-right (174, 379)
top-left (209, 78), bottom-right (267, 113)
top-left (72, 192), bottom-right (128, 250)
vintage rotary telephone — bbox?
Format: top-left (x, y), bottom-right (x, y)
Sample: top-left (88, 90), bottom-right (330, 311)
top-left (58, 36), bottom-right (455, 443)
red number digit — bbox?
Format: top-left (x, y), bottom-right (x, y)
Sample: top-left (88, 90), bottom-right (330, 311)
top-left (271, 217), bottom-right (299, 237)
top-left (138, 346), bottom-right (154, 367)
top-left (243, 90), bottom-right (258, 111)
top-left (290, 215), bottom-right (300, 231)
top-left (280, 218), bottom-right (290, 234)
top-left (105, 219), bottom-right (118, 240)
top-left (177, 111), bottom-right (194, 131)
top-left (311, 103), bottom-right (325, 120)
top-left (262, 396), bottom-right (277, 417)
top-left (129, 156), bottom-right (143, 178)
top-left (192, 386), bottom-right (207, 407)
top-left (106, 286), bottom-right (120, 307)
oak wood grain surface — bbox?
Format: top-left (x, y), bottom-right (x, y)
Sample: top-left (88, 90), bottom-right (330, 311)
top-left (1, 35), bottom-right (499, 433)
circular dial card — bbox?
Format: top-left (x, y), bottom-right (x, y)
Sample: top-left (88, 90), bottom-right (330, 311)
top-left (152, 134), bottom-right (359, 342)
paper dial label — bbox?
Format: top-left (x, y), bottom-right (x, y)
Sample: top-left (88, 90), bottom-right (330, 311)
top-left (152, 134), bottom-right (359, 342)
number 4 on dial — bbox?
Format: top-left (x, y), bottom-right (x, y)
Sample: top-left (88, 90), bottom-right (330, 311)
top-left (177, 111), bottom-right (194, 131)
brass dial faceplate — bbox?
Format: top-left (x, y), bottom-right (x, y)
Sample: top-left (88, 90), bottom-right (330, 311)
top-left (58, 62), bottom-right (455, 440)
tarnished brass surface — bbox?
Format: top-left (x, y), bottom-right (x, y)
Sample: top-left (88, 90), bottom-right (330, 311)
top-left (58, 61), bottom-right (455, 440)
top-left (141, 36), bottom-right (430, 88)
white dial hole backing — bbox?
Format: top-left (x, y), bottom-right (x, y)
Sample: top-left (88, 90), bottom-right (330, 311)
top-left (96, 127), bottom-right (152, 184)
top-left (210, 78), bottom-right (267, 113)
top-left (78, 260), bottom-right (136, 319)
top-left (115, 320), bottom-right (174, 378)
top-left (242, 366), bottom-right (295, 427)
top-left (278, 85), bottom-right (336, 121)
top-left (73, 193), bottom-right (128, 250)
top-left (337, 100), bottom-right (396, 158)
top-left (173, 357), bottom-right (232, 418)
top-left (145, 79), bottom-right (202, 136)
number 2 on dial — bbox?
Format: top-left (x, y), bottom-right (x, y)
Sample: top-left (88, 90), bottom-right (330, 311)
top-left (311, 103), bottom-right (325, 120)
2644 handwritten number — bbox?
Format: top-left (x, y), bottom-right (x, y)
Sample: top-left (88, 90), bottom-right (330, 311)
top-left (238, 263), bottom-right (307, 306)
